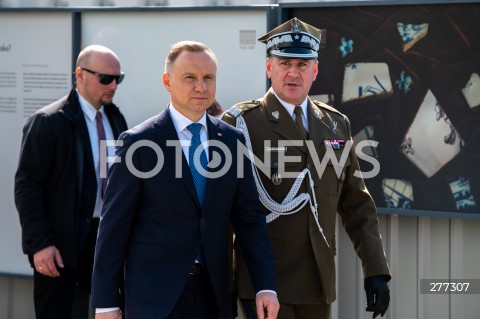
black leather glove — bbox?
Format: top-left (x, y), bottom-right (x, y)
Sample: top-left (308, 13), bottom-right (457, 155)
top-left (364, 275), bottom-right (390, 318)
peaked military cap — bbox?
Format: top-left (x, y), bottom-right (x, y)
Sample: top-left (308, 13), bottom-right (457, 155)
top-left (258, 17), bottom-right (322, 60)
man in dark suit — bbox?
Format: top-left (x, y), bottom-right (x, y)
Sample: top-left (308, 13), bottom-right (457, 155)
top-left (14, 45), bottom-right (128, 319)
top-left (91, 41), bottom-right (279, 319)
top-left (222, 18), bottom-right (391, 319)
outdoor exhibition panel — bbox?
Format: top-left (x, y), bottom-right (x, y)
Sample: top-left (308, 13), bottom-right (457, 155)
top-left (281, 1), bottom-right (480, 219)
top-left (0, 11), bottom-right (73, 276)
top-left (80, 7), bottom-right (272, 127)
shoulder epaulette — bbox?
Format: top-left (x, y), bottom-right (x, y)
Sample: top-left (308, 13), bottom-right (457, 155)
top-left (312, 100), bottom-right (345, 117)
top-left (225, 100), bottom-right (260, 118)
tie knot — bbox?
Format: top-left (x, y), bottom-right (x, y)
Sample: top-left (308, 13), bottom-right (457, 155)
top-left (293, 105), bottom-right (308, 139)
top-left (95, 111), bottom-right (103, 120)
top-left (294, 106), bottom-right (303, 118)
top-left (187, 123), bottom-right (202, 136)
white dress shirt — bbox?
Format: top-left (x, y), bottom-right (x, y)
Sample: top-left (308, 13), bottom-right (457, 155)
top-left (168, 103), bottom-right (209, 163)
top-left (272, 90), bottom-right (309, 132)
top-left (77, 90), bottom-right (115, 218)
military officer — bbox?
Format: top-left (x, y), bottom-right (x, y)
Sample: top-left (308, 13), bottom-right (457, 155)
top-left (222, 18), bottom-right (391, 319)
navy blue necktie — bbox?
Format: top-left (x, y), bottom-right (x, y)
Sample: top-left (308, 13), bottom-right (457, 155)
top-left (187, 123), bottom-right (208, 265)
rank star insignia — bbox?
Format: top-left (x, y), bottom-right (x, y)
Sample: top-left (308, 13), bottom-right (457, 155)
top-left (324, 139), bottom-right (346, 150)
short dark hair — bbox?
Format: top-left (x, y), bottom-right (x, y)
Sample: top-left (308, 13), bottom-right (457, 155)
top-left (165, 41), bottom-right (217, 72)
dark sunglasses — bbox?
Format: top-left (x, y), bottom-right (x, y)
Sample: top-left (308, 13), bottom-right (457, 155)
top-left (81, 67), bottom-right (125, 85)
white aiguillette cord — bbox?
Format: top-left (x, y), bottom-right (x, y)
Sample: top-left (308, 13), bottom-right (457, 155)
top-left (236, 115), bottom-right (329, 247)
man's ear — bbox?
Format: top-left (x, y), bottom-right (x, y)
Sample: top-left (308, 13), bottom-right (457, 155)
top-left (266, 58), bottom-right (272, 79)
top-left (312, 60), bottom-right (319, 81)
top-left (162, 72), bottom-right (171, 92)
top-left (75, 67), bottom-right (84, 83)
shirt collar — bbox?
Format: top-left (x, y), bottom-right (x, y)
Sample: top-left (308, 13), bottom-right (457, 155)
top-left (168, 103), bottom-right (208, 135)
top-left (76, 89), bottom-right (105, 121)
top-left (272, 89), bottom-right (308, 118)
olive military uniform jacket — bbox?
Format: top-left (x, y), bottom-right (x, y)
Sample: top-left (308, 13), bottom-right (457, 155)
top-left (222, 88), bottom-right (390, 304)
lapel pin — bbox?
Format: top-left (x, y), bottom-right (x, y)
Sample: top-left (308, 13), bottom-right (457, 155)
top-left (272, 111), bottom-right (280, 120)
top-left (217, 132), bottom-right (222, 137)
top-left (332, 121), bottom-right (338, 134)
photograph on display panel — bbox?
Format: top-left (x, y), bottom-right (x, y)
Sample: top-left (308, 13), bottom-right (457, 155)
top-left (290, 2), bottom-right (480, 216)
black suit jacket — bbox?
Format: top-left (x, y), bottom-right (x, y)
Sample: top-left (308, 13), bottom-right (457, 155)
top-left (91, 108), bottom-right (275, 319)
top-left (14, 89), bottom-right (128, 268)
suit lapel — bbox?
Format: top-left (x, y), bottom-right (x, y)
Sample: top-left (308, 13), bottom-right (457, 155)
top-left (153, 109), bottom-right (200, 208)
top-left (104, 105), bottom-right (124, 139)
top-left (201, 115), bottom-right (223, 213)
top-left (307, 100), bottom-right (333, 181)
top-left (70, 97), bottom-right (95, 177)
top-left (61, 91), bottom-right (89, 196)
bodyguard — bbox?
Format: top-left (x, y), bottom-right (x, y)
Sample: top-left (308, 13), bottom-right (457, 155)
top-left (14, 45), bottom-right (128, 319)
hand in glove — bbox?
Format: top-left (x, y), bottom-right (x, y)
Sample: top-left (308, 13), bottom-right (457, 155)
top-left (364, 275), bottom-right (390, 318)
